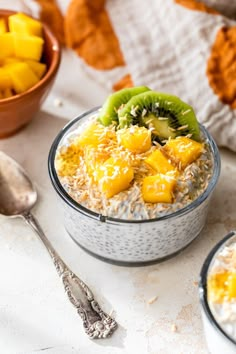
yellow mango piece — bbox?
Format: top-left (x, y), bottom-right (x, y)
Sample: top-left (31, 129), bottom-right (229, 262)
top-left (84, 145), bottom-right (110, 179)
top-left (2, 88), bottom-right (13, 99)
top-left (78, 122), bottom-right (116, 147)
top-left (0, 67), bottom-right (12, 89)
top-left (0, 33), bottom-right (14, 59)
top-left (95, 157), bottom-right (134, 198)
top-left (2, 57), bottom-right (21, 65)
top-left (145, 149), bottom-right (176, 174)
top-left (9, 13), bottom-right (43, 37)
top-left (142, 173), bottom-right (176, 203)
top-left (6, 62), bottom-right (39, 94)
top-left (24, 59), bottom-right (46, 79)
top-left (13, 34), bottom-right (44, 61)
top-left (164, 136), bottom-right (203, 169)
top-left (0, 18), bottom-right (7, 34)
top-left (0, 91), bottom-right (3, 99)
top-left (208, 272), bottom-right (232, 303)
top-left (228, 273), bottom-right (236, 299)
top-left (117, 126), bottom-right (151, 153)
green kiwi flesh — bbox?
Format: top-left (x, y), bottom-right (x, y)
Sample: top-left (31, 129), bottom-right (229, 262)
top-left (98, 86), bottom-right (150, 126)
top-left (118, 91), bottom-right (200, 141)
top-left (142, 114), bottom-right (176, 139)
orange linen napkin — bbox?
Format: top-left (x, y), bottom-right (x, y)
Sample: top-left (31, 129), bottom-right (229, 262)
top-left (2, 0), bottom-right (236, 151)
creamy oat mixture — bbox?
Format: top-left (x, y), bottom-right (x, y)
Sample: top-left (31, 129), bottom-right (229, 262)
top-left (55, 116), bottom-right (213, 220)
top-left (207, 237), bottom-right (236, 340)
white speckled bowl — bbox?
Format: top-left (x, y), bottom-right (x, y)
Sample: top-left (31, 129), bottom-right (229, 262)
top-left (48, 107), bottom-right (221, 265)
top-left (199, 231), bottom-right (236, 354)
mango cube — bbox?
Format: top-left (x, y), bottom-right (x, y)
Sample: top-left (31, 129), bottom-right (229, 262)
top-left (9, 13), bottom-right (43, 37)
top-left (207, 273), bottom-right (229, 303)
top-left (2, 88), bottom-right (13, 99)
top-left (2, 57), bottom-right (20, 65)
top-left (24, 59), bottom-right (46, 79)
top-left (0, 67), bottom-right (12, 89)
top-left (84, 145), bottom-right (110, 179)
top-left (0, 18), bottom-right (7, 34)
top-left (0, 33), bottom-right (14, 59)
top-left (145, 149), bottom-right (176, 174)
top-left (6, 62), bottom-right (39, 94)
top-left (117, 126), bottom-right (151, 153)
top-left (164, 136), bottom-right (203, 169)
top-left (13, 33), bottom-right (44, 61)
top-left (95, 157), bottom-right (134, 198)
top-left (78, 122), bottom-right (116, 147)
top-left (228, 273), bottom-right (236, 299)
top-left (142, 173), bottom-right (176, 203)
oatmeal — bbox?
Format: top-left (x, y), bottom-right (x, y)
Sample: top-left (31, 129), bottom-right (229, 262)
top-left (207, 236), bottom-right (236, 340)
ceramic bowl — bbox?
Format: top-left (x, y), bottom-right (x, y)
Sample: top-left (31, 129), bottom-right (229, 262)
top-left (48, 108), bottom-right (221, 265)
top-left (0, 10), bottom-right (61, 138)
top-left (199, 231), bottom-right (236, 354)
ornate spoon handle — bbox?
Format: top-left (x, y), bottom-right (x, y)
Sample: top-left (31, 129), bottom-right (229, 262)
top-left (22, 212), bottom-right (117, 339)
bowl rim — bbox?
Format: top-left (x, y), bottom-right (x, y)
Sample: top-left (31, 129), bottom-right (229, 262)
top-left (48, 107), bottom-right (221, 224)
top-left (0, 9), bottom-right (61, 104)
top-left (199, 230), bottom-right (236, 346)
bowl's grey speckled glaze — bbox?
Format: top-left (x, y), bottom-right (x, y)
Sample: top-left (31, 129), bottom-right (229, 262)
top-left (48, 108), bottom-right (221, 265)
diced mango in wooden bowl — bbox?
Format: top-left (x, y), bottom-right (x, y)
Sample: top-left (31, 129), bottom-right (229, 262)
top-left (0, 13), bottom-right (47, 99)
top-left (0, 9), bottom-right (60, 138)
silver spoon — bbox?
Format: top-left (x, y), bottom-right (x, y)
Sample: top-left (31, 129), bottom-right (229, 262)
top-left (0, 151), bottom-right (117, 339)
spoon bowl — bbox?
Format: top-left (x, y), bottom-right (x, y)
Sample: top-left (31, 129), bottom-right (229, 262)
top-left (0, 151), bottom-right (37, 216)
top-left (0, 151), bottom-right (117, 339)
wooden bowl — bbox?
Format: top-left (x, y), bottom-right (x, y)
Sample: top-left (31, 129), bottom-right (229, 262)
top-left (0, 10), bottom-right (61, 138)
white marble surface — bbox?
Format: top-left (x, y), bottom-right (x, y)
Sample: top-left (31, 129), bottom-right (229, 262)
top-left (0, 60), bottom-right (236, 354)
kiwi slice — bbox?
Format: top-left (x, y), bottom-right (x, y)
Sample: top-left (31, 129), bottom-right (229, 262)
top-left (118, 91), bottom-right (200, 141)
top-left (98, 86), bottom-right (150, 126)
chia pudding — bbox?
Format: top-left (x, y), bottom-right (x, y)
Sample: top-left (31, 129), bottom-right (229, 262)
top-left (207, 234), bottom-right (236, 341)
top-left (55, 112), bottom-right (213, 220)
top-left (49, 90), bottom-right (220, 263)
